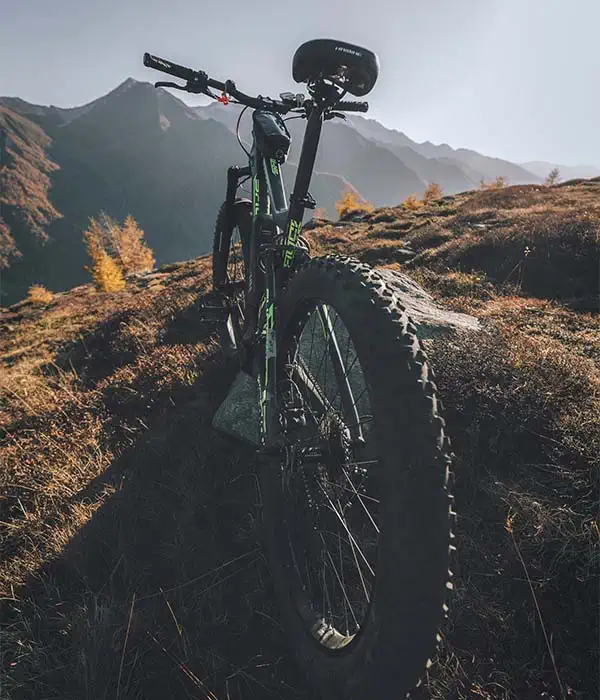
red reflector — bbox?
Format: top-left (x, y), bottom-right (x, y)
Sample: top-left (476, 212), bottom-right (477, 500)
top-left (218, 93), bottom-right (229, 105)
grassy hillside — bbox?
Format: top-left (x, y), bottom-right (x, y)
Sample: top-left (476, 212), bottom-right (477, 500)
top-left (0, 107), bottom-right (62, 268)
top-left (1, 181), bottom-right (598, 699)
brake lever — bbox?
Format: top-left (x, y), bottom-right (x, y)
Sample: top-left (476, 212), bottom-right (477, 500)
top-left (324, 111), bottom-right (346, 121)
top-left (155, 79), bottom-right (210, 97)
top-left (154, 81), bottom-right (184, 90)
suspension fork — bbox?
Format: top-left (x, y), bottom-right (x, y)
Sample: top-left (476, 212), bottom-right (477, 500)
top-left (260, 248), bottom-right (279, 446)
top-left (220, 164), bottom-right (251, 295)
top-left (225, 164), bottom-right (250, 216)
top-left (243, 148), bottom-right (271, 340)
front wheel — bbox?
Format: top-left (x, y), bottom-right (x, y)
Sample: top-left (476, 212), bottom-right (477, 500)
top-left (261, 256), bottom-right (455, 699)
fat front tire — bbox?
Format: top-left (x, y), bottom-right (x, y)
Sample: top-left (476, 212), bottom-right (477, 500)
top-left (261, 256), bottom-right (455, 699)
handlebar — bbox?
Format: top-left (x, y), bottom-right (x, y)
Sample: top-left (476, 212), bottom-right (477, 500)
top-left (143, 52), bottom-right (369, 115)
top-left (144, 51), bottom-right (289, 112)
top-left (334, 100), bottom-right (369, 113)
top-left (143, 53), bottom-right (198, 83)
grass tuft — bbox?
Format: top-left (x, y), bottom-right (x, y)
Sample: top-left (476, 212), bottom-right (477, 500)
top-left (26, 284), bottom-right (55, 305)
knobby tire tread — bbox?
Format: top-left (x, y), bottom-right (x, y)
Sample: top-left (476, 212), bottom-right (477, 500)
top-left (261, 255), bottom-right (456, 699)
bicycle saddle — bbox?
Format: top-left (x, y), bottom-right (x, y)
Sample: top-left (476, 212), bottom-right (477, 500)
top-left (292, 38), bottom-right (379, 97)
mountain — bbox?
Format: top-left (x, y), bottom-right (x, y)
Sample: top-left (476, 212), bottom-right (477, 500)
top-left (347, 115), bottom-right (543, 186)
top-left (520, 160), bottom-right (600, 181)
top-left (0, 83), bottom-right (364, 304)
top-left (1, 81), bottom-right (248, 303)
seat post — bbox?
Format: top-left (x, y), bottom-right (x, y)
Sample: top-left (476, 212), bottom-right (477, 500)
top-left (283, 104), bottom-right (324, 262)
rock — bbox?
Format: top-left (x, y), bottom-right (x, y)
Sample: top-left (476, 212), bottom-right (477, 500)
top-left (395, 247), bottom-right (417, 260)
top-left (376, 268), bottom-right (481, 340)
top-left (212, 370), bottom-right (260, 445)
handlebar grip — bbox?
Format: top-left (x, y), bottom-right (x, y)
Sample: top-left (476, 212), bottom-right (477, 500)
top-left (143, 52), bottom-right (196, 82)
top-left (335, 100), bottom-right (369, 113)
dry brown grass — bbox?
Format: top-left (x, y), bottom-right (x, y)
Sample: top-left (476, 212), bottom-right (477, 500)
top-left (2, 179), bottom-right (599, 699)
top-left (307, 181), bottom-right (600, 304)
top-left (1, 258), bottom-right (314, 699)
top-left (480, 175), bottom-right (508, 190)
top-left (402, 193), bottom-right (425, 210)
top-left (421, 318), bottom-right (599, 700)
top-left (303, 181), bottom-right (600, 698)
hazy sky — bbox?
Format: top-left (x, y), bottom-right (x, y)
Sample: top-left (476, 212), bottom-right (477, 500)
top-left (1, 0), bottom-right (598, 166)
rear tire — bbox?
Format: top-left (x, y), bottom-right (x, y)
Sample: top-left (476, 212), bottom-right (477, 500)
top-left (261, 255), bottom-right (455, 699)
top-left (212, 199), bottom-right (252, 360)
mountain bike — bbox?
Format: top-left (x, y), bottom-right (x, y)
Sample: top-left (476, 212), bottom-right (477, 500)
top-left (144, 40), bottom-right (455, 699)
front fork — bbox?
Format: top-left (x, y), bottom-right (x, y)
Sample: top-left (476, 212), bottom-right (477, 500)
top-left (224, 165), bottom-right (250, 219)
top-left (258, 249), bottom-right (280, 448)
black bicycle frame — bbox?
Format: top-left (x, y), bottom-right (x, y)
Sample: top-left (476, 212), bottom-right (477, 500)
top-left (224, 103), bottom-right (324, 446)
top-left (225, 100), bottom-right (361, 451)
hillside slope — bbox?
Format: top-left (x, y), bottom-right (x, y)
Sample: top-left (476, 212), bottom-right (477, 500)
top-left (0, 106), bottom-right (62, 268)
top-left (1, 181), bottom-right (598, 699)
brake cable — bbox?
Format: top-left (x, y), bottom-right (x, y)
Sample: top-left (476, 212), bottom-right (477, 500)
top-left (235, 105), bottom-right (251, 158)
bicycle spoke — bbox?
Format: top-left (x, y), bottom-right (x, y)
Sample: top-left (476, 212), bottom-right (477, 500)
top-left (280, 299), bottom-right (381, 643)
top-left (335, 495), bottom-right (371, 607)
top-left (317, 480), bottom-right (375, 579)
top-left (341, 466), bottom-right (380, 534)
top-left (319, 478), bottom-right (380, 505)
top-left (321, 532), bottom-right (361, 631)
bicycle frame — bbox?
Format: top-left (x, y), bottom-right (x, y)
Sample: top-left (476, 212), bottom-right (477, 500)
top-left (224, 102), bottom-right (361, 450)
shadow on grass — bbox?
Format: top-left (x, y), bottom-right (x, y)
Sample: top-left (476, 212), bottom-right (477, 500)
top-left (3, 357), bottom-right (309, 700)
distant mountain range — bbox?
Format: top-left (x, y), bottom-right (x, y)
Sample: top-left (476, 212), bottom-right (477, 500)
top-left (518, 161), bottom-right (600, 181)
top-left (0, 78), bottom-right (596, 305)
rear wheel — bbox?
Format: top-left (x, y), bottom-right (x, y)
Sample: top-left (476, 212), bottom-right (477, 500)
top-left (212, 200), bottom-right (251, 360)
top-left (261, 256), bottom-right (455, 699)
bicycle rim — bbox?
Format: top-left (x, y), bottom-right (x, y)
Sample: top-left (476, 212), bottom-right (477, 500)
top-left (278, 300), bottom-right (381, 649)
top-left (219, 210), bottom-right (248, 355)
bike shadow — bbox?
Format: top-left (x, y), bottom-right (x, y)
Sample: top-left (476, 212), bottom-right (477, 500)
top-left (6, 358), bottom-right (309, 700)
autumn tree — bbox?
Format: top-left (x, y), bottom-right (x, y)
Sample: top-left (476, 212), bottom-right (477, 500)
top-left (423, 182), bottom-right (443, 203)
top-left (545, 167), bottom-right (560, 186)
top-left (83, 213), bottom-right (153, 292)
top-left (480, 176), bottom-right (508, 190)
top-left (83, 222), bottom-right (125, 292)
top-left (84, 213), bottom-right (154, 276)
top-left (118, 215), bottom-right (155, 273)
top-left (335, 189), bottom-right (374, 219)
